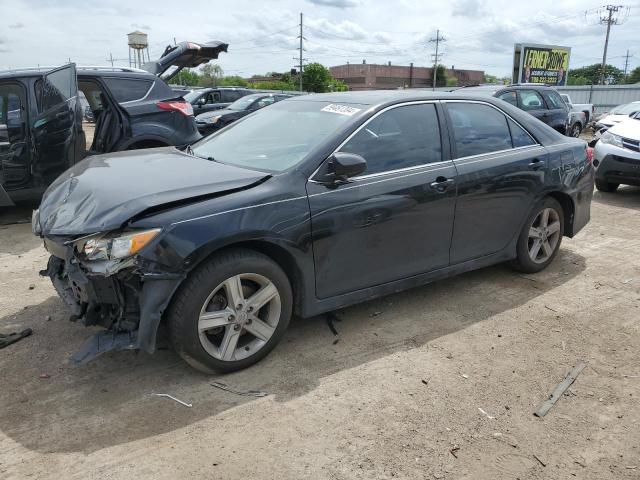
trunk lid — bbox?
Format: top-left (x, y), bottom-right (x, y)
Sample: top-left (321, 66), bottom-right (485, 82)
top-left (142, 41), bottom-right (228, 81)
top-left (37, 147), bottom-right (268, 235)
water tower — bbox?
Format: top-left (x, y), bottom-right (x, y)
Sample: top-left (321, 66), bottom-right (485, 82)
top-left (128, 31), bottom-right (150, 69)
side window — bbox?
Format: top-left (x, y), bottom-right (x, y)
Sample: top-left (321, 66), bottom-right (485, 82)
top-left (340, 103), bottom-right (442, 175)
top-left (447, 103), bottom-right (512, 158)
top-left (212, 91), bottom-right (221, 102)
top-left (497, 91), bottom-right (517, 107)
top-left (0, 84), bottom-right (27, 143)
top-left (102, 78), bottom-right (152, 103)
top-left (543, 91), bottom-right (566, 110)
top-left (37, 66), bottom-right (76, 113)
top-left (518, 90), bottom-right (545, 111)
top-left (508, 119), bottom-right (536, 147)
top-left (256, 97), bottom-right (276, 108)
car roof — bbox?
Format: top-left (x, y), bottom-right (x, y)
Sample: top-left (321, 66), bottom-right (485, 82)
top-left (0, 66), bottom-right (157, 81)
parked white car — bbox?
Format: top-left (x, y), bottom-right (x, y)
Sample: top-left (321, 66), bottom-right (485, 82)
top-left (560, 94), bottom-right (595, 123)
top-left (593, 112), bottom-right (640, 192)
top-left (594, 101), bottom-right (640, 135)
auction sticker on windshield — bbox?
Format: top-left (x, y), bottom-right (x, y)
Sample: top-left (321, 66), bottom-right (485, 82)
top-left (321, 104), bottom-right (362, 116)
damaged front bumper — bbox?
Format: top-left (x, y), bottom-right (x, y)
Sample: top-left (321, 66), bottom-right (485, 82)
top-left (41, 239), bottom-right (184, 364)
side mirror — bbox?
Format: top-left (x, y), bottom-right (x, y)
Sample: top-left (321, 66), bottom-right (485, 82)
top-left (329, 152), bottom-right (367, 180)
top-left (197, 98), bottom-right (206, 106)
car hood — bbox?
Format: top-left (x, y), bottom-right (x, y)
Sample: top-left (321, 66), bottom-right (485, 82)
top-left (608, 118), bottom-right (640, 140)
top-left (598, 114), bottom-right (630, 126)
top-left (196, 109), bottom-right (238, 121)
top-left (37, 147), bottom-right (269, 236)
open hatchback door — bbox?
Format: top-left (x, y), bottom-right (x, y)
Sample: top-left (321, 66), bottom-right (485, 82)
top-left (142, 41), bottom-right (228, 81)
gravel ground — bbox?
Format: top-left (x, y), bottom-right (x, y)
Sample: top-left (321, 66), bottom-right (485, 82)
top-left (0, 183), bottom-right (639, 480)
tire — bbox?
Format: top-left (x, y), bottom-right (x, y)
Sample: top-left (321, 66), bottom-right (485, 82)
top-left (167, 248), bottom-right (293, 373)
top-left (595, 179), bottom-right (619, 193)
top-left (570, 123), bottom-right (582, 138)
top-left (511, 197), bottom-right (564, 273)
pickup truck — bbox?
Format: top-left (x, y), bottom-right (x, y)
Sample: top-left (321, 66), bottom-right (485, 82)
top-left (560, 94), bottom-right (595, 124)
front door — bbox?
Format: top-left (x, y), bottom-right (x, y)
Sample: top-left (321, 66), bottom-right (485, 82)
top-left (0, 81), bottom-right (31, 200)
top-left (541, 89), bottom-right (570, 134)
top-left (444, 101), bottom-right (547, 264)
top-left (307, 102), bottom-right (457, 299)
top-left (31, 64), bottom-right (82, 188)
top-left (517, 89), bottom-right (549, 125)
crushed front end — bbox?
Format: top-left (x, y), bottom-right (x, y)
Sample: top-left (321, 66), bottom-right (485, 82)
top-left (39, 231), bottom-right (184, 364)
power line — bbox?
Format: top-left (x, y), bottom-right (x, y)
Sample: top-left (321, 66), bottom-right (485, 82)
top-left (429, 29), bottom-right (445, 90)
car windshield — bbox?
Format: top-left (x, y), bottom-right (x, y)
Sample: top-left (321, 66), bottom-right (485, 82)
top-left (183, 91), bottom-right (203, 103)
top-left (610, 103), bottom-right (640, 115)
top-left (228, 95), bottom-right (262, 111)
top-left (191, 100), bottom-right (366, 172)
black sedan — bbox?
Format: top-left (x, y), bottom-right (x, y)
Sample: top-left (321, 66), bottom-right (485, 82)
top-left (195, 92), bottom-right (293, 134)
top-left (33, 91), bottom-right (594, 373)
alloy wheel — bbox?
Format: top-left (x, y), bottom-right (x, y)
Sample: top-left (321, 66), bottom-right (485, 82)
top-left (198, 273), bottom-right (281, 362)
top-left (527, 207), bottom-right (561, 264)
top-left (571, 125), bottom-right (581, 137)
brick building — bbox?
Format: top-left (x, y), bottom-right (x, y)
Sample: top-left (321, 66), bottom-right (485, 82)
top-left (329, 62), bottom-right (484, 90)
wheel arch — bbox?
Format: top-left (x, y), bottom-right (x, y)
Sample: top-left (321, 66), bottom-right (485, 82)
top-left (547, 191), bottom-right (575, 237)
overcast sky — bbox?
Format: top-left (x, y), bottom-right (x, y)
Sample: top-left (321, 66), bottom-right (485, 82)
top-left (1, 0), bottom-right (639, 77)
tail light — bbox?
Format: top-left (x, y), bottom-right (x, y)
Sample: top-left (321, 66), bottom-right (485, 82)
top-left (156, 101), bottom-right (194, 117)
top-left (586, 146), bottom-right (594, 165)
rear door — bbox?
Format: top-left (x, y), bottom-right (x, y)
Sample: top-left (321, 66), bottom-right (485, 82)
top-left (307, 102), bottom-right (457, 299)
top-left (32, 64), bottom-right (83, 188)
top-left (517, 89), bottom-right (548, 125)
top-left (444, 101), bottom-right (547, 264)
top-left (541, 89), bottom-right (570, 134)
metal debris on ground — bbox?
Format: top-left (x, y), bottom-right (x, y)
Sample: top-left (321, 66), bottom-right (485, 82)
top-left (478, 407), bottom-right (495, 419)
top-left (449, 446), bottom-right (460, 458)
top-left (533, 454), bottom-right (546, 467)
top-left (0, 328), bottom-right (33, 349)
top-left (534, 361), bottom-right (587, 417)
top-left (326, 312), bottom-right (341, 336)
top-left (421, 379), bottom-right (429, 386)
top-left (153, 393), bottom-right (193, 407)
top-left (210, 381), bottom-right (268, 397)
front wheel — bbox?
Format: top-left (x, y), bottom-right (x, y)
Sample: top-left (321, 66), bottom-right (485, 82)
top-left (511, 197), bottom-right (564, 273)
top-left (167, 249), bottom-right (293, 373)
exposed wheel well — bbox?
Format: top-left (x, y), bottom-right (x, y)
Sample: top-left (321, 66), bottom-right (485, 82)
top-left (126, 139), bottom-right (169, 150)
top-left (547, 191), bottom-right (575, 236)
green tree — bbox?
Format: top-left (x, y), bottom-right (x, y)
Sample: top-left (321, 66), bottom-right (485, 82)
top-left (568, 63), bottom-right (625, 85)
top-left (198, 63), bottom-right (224, 87)
top-left (483, 73), bottom-right (498, 83)
top-left (302, 63), bottom-right (332, 93)
top-left (627, 66), bottom-right (640, 84)
top-left (218, 75), bottom-right (249, 87)
top-left (173, 68), bottom-right (200, 86)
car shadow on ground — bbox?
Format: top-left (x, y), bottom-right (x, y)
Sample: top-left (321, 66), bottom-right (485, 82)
top-left (0, 249), bottom-right (586, 454)
top-left (592, 185), bottom-right (640, 210)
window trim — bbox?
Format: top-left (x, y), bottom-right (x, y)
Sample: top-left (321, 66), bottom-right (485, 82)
top-left (310, 100), bottom-right (447, 182)
top-left (441, 99), bottom-right (540, 160)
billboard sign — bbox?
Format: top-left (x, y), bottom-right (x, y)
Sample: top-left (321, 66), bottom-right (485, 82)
top-left (512, 43), bottom-right (571, 86)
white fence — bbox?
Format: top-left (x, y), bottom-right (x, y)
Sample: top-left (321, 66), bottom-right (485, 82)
top-left (555, 85), bottom-right (640, 113)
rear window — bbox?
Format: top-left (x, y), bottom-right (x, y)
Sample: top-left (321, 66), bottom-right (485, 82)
top-left (103, 78), bottom-right (153, 103)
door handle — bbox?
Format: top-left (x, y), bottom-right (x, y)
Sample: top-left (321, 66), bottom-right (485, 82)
top-left (528, 158), bottom-right (546, 170)
top-left (429, 177), bottom-right (455, 193)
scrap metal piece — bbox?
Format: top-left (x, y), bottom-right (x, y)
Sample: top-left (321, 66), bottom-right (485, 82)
top-left (71, 330), bottom-right (137, 364)
top-left (534, 361), bottom-right (587, 417)
top-left (154, 393), bottom-right (193, 408)
top-left (210, 381), bottom-right (268, 397)
top-left (0, 328), bottom-right (33, 349)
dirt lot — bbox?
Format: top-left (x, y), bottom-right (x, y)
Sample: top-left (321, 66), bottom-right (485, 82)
top-left (1, 185), bottom-right (639, 480)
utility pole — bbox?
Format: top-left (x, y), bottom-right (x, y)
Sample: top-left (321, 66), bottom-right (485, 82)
top-left (598, 5), bottom-right (628, 85)
top-left (299, 12), bottom-right (304, 92)
top-left (429, 30), bottom-right (445, 90)
top-left (623, 49), bottom-right (633, 76)
top-left (108, 53), bottom-right (114, 67)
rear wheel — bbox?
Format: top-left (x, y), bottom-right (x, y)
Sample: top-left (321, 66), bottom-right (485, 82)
top-left (595, 179), bottom-right (619, 193)
top-left (512, 197), bottom-right (564, 273)
top-left (569, 123), bottom-right (582, 138)
top-left (167, 249), bottom-right (292, 373)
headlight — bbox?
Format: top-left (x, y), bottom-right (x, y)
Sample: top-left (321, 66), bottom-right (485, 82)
top-left (600, 131), bottom-right (623, 148)
top-left (206, 115), bottom-right (221, 124)
top-left (79, 228), bottom-right (161, 261)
